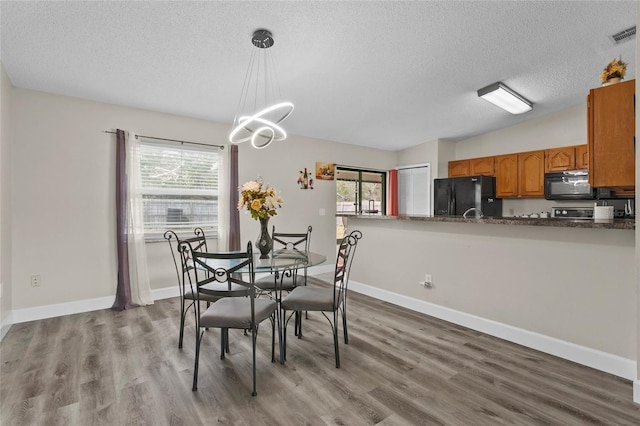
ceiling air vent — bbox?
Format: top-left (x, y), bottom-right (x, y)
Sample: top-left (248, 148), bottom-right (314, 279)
top-left (609, 26), bottom-right (636, 45)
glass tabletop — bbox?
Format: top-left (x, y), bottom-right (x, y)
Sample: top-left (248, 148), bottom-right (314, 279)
top-left (202, 250), bottom-right (326, 273)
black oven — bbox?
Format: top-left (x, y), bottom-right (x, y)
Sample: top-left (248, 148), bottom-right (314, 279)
top-left (544, 170), bottom-right (595, 200)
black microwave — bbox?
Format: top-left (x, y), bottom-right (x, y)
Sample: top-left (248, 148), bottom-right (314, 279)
top-left (544, 170), bottom-right (596, 200)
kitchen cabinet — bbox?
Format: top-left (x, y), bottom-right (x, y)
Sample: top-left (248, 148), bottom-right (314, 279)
top-left (495, 151), bottom-right (544, 198)
top-left (494, 154), bottom-right (518, 197)
top-left (518, 150), bottom-right (545, 197)
top-left (588, 79), bottom-right (635, 189)
top-left (469, 156), bottom-right (495, 176)
top-left (545, 146), bottom-right (576, 172)
top-left (545, 145), bottom-right (589, 172)
top-left (575, 145), bottom-right (589, 169)
top-left (448, 160), bottom-right (470, 177)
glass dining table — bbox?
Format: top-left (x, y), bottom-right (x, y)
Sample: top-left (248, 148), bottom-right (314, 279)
top-left (200, 248), bottom-right (327, 363)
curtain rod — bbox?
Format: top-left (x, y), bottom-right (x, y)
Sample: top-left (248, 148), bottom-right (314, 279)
top-left (103, 130), bottom-right (225, 150)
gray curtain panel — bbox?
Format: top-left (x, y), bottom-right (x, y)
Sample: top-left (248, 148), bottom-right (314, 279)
top-left (112, 129), bottom-right (134, 310)
top-left (229, 144), bottom-right (241, 251)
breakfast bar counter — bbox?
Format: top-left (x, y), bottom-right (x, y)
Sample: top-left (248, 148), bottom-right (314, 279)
top-left (338, 214), bottom-right (635, 230)
top-left (344, 212), bottom-right (636, 372)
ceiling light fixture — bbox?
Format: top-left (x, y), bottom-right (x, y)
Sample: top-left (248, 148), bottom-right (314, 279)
top-left (229, 29), bottom-right (294, 149)
top-left (477, 82), bottom-right (533, 115)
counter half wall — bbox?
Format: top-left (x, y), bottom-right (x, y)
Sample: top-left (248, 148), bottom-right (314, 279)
top-left (346, 215), bottom-right (636, 379)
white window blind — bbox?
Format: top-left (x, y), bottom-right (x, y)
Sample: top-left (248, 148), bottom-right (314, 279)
top-left (139, 141), bottom-right (220, 236)
top-left (398, 164), bottom-right (431, 215)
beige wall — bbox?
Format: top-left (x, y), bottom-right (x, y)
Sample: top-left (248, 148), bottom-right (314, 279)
top-left (636, 4), bottom-right (640, 386)
top-left (350, 217), bottom-right (636, 359)
top-left (0, 62), bottom-right (13, 327)
top-left (455, 104), bottom-right (587, 158)
top-left (380, 95), bottom-right (637, 363)
top-left (9, 88), bottom-right (395, 310)
top-left (10, 88), bottom-right (230, 309)
top-left (237, 136), bottom-right (394, 261)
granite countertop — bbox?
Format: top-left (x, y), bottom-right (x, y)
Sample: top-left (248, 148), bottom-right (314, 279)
top-left (342, 214), bottom-right (635, 230)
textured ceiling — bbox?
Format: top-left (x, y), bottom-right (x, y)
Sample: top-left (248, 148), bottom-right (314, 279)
top-left (0, 1), bottom-right (636, 151)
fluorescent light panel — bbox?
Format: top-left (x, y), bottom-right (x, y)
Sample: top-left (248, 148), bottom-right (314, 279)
top-left (477, 82), bottom-right (533, 115)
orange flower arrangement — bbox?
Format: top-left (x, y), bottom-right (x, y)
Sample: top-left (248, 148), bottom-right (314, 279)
top-left (600, 57), bottom-right (627, 83)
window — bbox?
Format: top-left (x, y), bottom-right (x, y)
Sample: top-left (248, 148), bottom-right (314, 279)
top-left (139, 141), bottom-right (220, 237)
top-left (336, 167), bottom-right (386, 215)
top-left (398, 164), bottom-right (431, 215)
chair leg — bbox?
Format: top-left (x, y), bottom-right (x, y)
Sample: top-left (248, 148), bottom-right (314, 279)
top-left (282, 310), bottom-right (288, 362)
top-left (178, 298), bottom-right (186, 349)
top-left (333, 310), bottom-right (340, 368)
top-left (271, 315), bottom-right (276, 363)
top-left (225, 329), bottom-right (230, 353)
top-left (220, 328), bottom-right (226, 360)
top-left (296, 311), bottom-right (303, 339)
top-left (192, 329), bottom-right (203, 391)
top-left (251, 326), bottom-right (257, 397)
top-left (342, 306), bottom-right (349, 344)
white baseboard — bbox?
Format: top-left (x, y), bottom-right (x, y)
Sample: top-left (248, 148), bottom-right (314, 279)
top-left (0, 311), bottom-right (13, 341)
top-left (11, 286), bottom-right (180, 325)
top-left (7, 270), bottom-right (337, 326)
top-left (634, 380), bottom-right (640, 404)
top-left (349, 280), bottom-right (638, 381)
top-left (151, 285), bottom-right (180, 300)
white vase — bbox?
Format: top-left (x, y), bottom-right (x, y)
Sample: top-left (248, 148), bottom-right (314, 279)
top-left (602, 77), bottom-right (622, 86)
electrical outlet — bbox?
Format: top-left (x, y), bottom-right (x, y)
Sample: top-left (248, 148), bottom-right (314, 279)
top-left (30, 275), bottom-right (42, 288)
top-left (425, 274), bottom-right (432, 285)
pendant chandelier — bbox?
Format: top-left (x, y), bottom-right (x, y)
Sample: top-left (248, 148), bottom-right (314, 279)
top-left (228, 29), bottom-right (294, 149)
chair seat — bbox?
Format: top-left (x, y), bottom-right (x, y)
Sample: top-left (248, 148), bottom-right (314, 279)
top-left (255, 274), bottom-right (297, 291)
top-left (281, 287), bottom-right (340, 312)
top-left (200, 298), bottom-right (277, 329)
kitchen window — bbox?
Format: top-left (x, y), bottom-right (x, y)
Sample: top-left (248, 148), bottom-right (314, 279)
top-left (139, 141), bottom-right (220, 238)
top-left (336, 167), bottom-right (386, 215)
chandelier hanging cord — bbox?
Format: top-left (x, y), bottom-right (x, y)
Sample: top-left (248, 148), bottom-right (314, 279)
top-left (229, 29), bottom-right (294, 149)
top-left (233, 47), bottom-right (258, 131)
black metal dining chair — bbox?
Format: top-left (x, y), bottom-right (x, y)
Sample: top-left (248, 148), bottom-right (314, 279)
top-left (255, 225), bottom-right (312, 294)
top-left (164, 228), bottom-right (220, 348)
top-left (255, 226), bottom-right (312, 335)
top-left (280, 230), bottom-right (361, 368)
top-left (187, 241), bottom-right (277, 396)
top-left (339, 229), bottom-right (362, 344)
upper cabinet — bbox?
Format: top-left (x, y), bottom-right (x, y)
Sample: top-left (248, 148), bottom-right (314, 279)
top-left (544, 145), bottom-right (589, 172)
top-left (575, 144), bottom-right (589, 169)
top-left (450, 145), bottom-right (585, 198)
top-left (494, 154), bottom-right (518, 197)
top-left (469, 156), bottom-right (495, 176)
top-left (588, 79), bottom-right (635, 189)
top-left (495, 151), bottom-right (544, 198)
top-left (518, 150), bottom-right (545, 197)
top-left (448, 160), bottom-right (470, 177)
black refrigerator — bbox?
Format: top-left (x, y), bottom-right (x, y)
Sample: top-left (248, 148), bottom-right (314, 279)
top-left (434, 175), bottom-right (502, 217)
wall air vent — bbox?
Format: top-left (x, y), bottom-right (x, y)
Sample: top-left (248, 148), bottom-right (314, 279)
top-left (609, 26), bottom-right (636, 45)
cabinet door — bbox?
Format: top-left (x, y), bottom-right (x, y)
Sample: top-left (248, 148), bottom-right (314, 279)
top-left (448, 160), bottom-right (470, 177)
top-left (589, 80), bottom-right (635, 188)
top-left (519, 150), bottom-right (545, 197)
top-left (545, 147), bottom-right (575, 172)
top-left (494, 154), bottom-right (518, 198)
top-left (469, 156), bottom-right (495, 176)
top-left (575, 145), bottom-right (589, 169)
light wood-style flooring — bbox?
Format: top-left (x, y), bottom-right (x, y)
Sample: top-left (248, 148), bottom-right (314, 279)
top-left (2, 276), bottom-right (639, 425)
